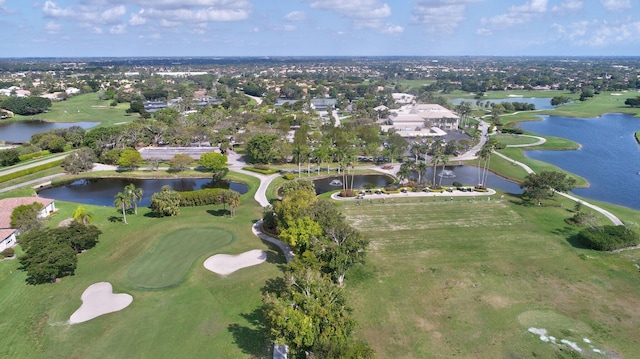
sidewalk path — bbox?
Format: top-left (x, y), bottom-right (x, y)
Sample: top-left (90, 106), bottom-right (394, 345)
top-left (0, 152), bottom-right (69, 176)
top-left (226, 150), bottom-right (294, 264)
top-left (493, 148), bottom-right (623, 225)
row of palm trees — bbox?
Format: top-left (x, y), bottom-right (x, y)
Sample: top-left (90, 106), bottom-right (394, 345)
top-left (114, 183), bottom-right (143, 224)
top-left (397, 151), bottom-right (451, 187)
top-left (397, 139), bottom-right (451, 187)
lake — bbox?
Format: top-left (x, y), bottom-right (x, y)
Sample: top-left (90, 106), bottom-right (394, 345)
top-left (449, 97), bottom-right (557, 110)
top-left (37, 177), bottom-right (249, 207)
top-left (520, 113), bottom-right (640, 210)
top-left (0, 120), bottom-right (98, 143)
top-left (313, 169), bottom-right (522, 195)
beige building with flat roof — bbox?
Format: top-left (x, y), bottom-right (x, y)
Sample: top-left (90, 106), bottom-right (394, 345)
top-left (381, 103), bottom-right (459, 137)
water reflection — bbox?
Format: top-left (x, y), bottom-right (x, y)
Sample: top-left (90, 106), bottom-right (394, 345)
top-left (37, 177), bottom-right (248, 207)
top-left (0, 120), bottom-right (98, 142)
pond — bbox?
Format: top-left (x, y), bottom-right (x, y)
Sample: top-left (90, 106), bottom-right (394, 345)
top-left (0, 120), bottom-right (98, 143)
top-left (520, 113), bottom-right (640, 210)
top-left (312, 169), bottom-right (522, 195)
top-left (449, 97), bottom-right (557, 110)
top-left (314, 174), bottom-right (394, 194)
top-left (37, 177), bottom-right (249, 207)
top-left (424, 166), bottom-right (523, 194)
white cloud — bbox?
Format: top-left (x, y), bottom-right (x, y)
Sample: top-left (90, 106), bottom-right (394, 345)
top-left (379, 24), bottom-right (403, 35)
top-left (110, 24), bottom-right (127, 34)
top-left (551, 0), bottom-right (583, 12)
top-left (309, 0), bottom-right (391, 19)
top-left (600, 0), bottom-right (631, 11)
top-left (101, 5), bottom-right (126, 23)
top-left (305, 0), bottom-right (401, 34)
top-left (411, 1), bottom-right (479, 34)
top-left (45, 21), bottom-right (61, 34)
top-left (481, 0), bottom-right (548, 30)
top-left (112, 0), bottom-right (251, 10)
top-left (42, 0), bottom-right (251, 36)
top-left (285, 11), bottom-right (307, 22)
top-left (43, 1), bottom-right (75, 18)
top-left (43, 1), bottom-right (126, 24)
top-left (272, 24), bottom-right (297, 32)
top-left (128, 11), bottom-right (147, 26)
top-left (552, 18), bottom-right (640, 46)
top-left (144, 8), bottom-right (249, 23)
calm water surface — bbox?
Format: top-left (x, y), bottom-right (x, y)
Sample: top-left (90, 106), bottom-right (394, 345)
top-left (0, 120), bottom-right (98, 142)
top-left (38, 177), bottom-right (249, 207)
top-left (450, 97), bottom-right (557, 110)
top-left (520, 113), bottom-right (640, 210)
top-left (313, 169), bottom-right (522, 195)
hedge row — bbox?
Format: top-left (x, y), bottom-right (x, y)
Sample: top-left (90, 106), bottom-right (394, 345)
top-left (242, 166), bottom-right (279, 175)
top-left (0, 159), bottom-right (63, 183)
top-left (18, 150), bottom-right (50, 162)
top-left (178, 188), bottom-right (235, 207)
top-left (577, 225), bottom-right (639, 251)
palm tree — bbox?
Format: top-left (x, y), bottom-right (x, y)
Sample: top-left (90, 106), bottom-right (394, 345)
top-left (227, 191), bottom-right (240, 218)
top-left (438, 153), bottom-right (450, 187)
top-left (431, 150), bottom-right (441, 187)
top-left (397, 162), bottom-right (412, 183)
top-left (410, 142), bottom-right (422, 164)
top-left (124, 183), bottom-right (143, 215)
top-left (72, 205), bottom-right (93, 225)
top-left (114, 191), bottom-right (131, 224)
top-left (481, 143), bottom-right (494, 187)
top-left (416, 161), bottom-right (428, 185)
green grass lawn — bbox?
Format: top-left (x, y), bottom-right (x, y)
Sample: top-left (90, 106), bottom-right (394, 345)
top-left (13, 93), bottom-right (136, 127)
top-left (340, 195), bottom-right (640, 358)
top-left (492, 134), bottom-right (542, 146)
top-left (126, 227), bottom-right (235, 290)
top-left (0, 186), bottom-right (282, 358)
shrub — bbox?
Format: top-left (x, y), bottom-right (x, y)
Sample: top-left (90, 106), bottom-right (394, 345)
top-left (0, 160), bottom-right (63, 184)
top-left (340, 189), bottom-right (357, 197)
top-left (18, 150), bottom-right (51, 162)
top-left (2, 247), bottom-right (15, 258)
top-left (254, 164), bottom-right (271, 170)
top-left (577, 225), bottom-right (640, 251)
top-left (178, 188), bottom-right (226, 207)
top-left (242, 166), bottom-right (278, 175)
top-left (283, 173), bottom-right (296, 180)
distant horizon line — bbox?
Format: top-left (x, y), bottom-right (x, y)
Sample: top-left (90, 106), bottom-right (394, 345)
top-left (2, 55), bottom-right (640, 60)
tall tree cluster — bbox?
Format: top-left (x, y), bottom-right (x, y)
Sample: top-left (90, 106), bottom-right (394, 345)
top-left (262, 182), bottom-right (372, 358)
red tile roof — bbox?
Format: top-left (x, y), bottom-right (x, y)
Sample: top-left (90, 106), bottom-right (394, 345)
top-left (0, 228), bottom-right (17, 241)
top-left (0, 197), bottom-right (54, 229)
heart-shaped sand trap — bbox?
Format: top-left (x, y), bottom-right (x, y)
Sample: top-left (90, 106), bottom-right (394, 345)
top-left (203, 249), bottom-right (267, 275)
top-left (69, 282), bottom-right (133, 324)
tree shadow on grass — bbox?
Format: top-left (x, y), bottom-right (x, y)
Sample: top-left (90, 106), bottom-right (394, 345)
top-left (108, 216), bottom-right (123, 223)
top-left (228, 307), bottom-right (271, 359)
top-left (206, 209), bottom-right (230, 217)
top-left (566, 233), bottom-right (589, 249)
top-left (508, 198), bottom-right (535, 207)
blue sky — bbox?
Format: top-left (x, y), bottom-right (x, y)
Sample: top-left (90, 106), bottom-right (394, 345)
top-left (1, 0), bottom-right (639, 57)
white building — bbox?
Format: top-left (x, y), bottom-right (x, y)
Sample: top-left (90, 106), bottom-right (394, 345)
top-left (0, 197), bottom-right (56, 251)
top-left (381, 103), bottom-right (459, 137)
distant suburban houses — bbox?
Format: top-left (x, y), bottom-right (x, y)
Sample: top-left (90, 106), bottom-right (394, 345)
top-left (0, 197), bottom-right (56, 252)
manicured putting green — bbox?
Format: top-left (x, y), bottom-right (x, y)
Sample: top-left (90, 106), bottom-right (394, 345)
top-left (127, 227), bottom-right (234, 289)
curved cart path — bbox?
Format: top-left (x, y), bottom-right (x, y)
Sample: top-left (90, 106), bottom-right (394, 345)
top-left (493, 150), bottom-right (622, 225)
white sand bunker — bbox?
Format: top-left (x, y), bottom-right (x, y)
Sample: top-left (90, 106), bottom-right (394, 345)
top-left (203, 249), bottom-right (267, 275)
top-left (69, 282), bottom-right (133, 324)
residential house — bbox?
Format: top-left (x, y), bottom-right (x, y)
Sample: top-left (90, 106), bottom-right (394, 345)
top-left (0, 197), bottom-right (56, 251)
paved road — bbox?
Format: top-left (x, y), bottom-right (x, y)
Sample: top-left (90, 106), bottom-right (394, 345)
top-left (0, 152), bottom-right (69, 176)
